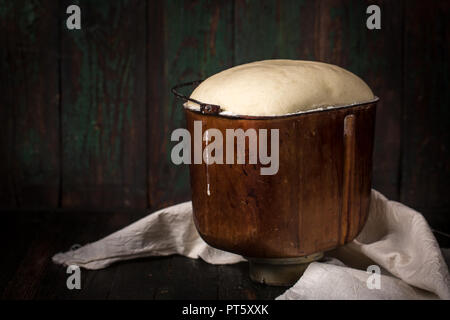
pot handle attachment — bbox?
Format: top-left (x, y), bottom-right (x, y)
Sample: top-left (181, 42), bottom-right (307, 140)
top-left (171, 80), bottom-right (222, 115)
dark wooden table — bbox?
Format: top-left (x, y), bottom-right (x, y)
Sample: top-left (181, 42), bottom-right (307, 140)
top-left (2, 210), bottom-right (449, 300)
top-left (0, 210), bottom-right (287, 300)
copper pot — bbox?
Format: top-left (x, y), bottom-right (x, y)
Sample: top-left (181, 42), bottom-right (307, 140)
top-left (173, 82), bottom-right (377, 285)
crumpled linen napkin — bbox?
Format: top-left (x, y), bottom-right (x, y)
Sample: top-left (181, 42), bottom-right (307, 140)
top-left (53, 190), bottom-right (450, 300)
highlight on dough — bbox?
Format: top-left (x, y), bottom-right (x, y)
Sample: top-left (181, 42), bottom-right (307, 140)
top-left (185, 59), bottom-right (375, 117)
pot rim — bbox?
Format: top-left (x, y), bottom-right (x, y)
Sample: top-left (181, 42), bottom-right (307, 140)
top-left (183, 97), bottom-right (379, 120)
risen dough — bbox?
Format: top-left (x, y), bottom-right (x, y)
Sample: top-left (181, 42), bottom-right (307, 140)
top-left (186, 60), bottom-right (374, 116)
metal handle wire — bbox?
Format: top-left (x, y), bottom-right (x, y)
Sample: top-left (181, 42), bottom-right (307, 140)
top-left (171, 80), bottom-right (222, 114)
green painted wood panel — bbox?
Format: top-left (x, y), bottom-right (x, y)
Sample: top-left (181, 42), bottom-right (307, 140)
top-left (235, 0), bottom-right (318, 63)
top-left (316, 0), bottom-right (403, 200)
top-left (234, 0), bottom-right (403, 200)
top-left (61, 0), bottom-right (147, 208)
top-left (0, 0), bottom-right (60, 208)
top-left (402, 0), bottom-right (450, 231)
top-left (147, 0), bottom-right (234, 210)
top-left (0, 0), bottom-right (447, 222)
top-left (362, 0), bottom-right (403, 201)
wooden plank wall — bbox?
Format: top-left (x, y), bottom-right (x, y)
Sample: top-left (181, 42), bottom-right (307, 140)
top-left (60, 0), bottom-right (147, 208)
top-left (0, 0), bottom-right (60, 208)
top-left (0, 0), bottom-right (448, 230)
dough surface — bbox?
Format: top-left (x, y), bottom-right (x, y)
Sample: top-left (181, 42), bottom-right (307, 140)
top-left (186, 60), bottom-right (374, 116)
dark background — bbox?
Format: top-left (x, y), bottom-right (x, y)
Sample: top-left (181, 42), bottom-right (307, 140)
top-left (0, 0), bottom-right (449, 300)
top-left (0, 0), bottom-right (449, 233)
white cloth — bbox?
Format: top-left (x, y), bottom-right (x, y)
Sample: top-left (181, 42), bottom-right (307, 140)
top-left (52, 190), bottom-right (450, 300)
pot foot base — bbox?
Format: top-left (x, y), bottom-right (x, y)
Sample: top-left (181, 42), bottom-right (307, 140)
top-left (247, 252), bottom-right (324, 286)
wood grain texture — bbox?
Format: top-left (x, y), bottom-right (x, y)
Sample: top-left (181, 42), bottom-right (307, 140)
top-left (147, 0), bottom-right (166, 210)
top-left (234, 0), bottom-right (403, 201)
top-left (147, 0), bottom-right (234, 210)
top-left (0, 0), bottom-right (447, 230)
top-left (1, 210), bottom-right (449, 298)
top-left (61, 0), bottom-right (146, 208)
top-left (359, 0), bottom-right (403, 201)
top-left (316, 0), bottom-right (403, 200)
top-left (0, 0), bottom-right (60, 208)
top-left (234, 0), bottom-right (318, 63)
top-left (187, 102), bottom-right (376, 258)
top-left (402, 0), bottom-right (450, 231)
top-left (1, 210), bottom-right (286, 299)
